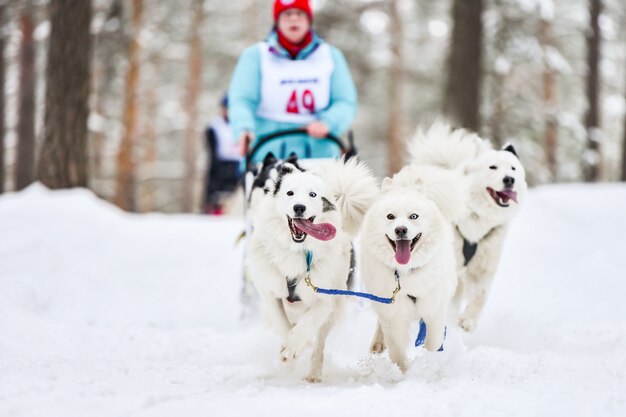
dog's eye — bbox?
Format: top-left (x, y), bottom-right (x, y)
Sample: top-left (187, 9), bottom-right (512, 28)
top-left (387, 214), bottom-right (395, 220)
top-left (309, 192), bottom-right (317, 198)
top-left (489, 165), bottom-right (497, 170)
top-left (287, 191), bottom-right (294, 196)
top-left (511, 166), bottom-right (516, 171)
top-left (409, 213), bottom-right (419, 220)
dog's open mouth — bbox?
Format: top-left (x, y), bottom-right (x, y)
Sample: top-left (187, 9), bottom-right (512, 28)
top-left (287, 216), bottom-right (337, 243)
top-left (487, 187), bottom-right (518, 208)
top-left (387, 233), bottom-right (422, 265)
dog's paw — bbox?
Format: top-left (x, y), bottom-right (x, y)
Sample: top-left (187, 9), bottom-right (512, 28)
top-left (280, 330), bottom-right (308, 363)
top-left (370, 341), bottom-right (386, 354)
top-left (279, 345), bottom-right (297, 362)
top-left (305, 375), bottom-right (322, 384)
top-left (459, 316), bottom-right (477, 332)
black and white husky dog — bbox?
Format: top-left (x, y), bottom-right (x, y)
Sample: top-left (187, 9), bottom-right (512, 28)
top-left (246, 153), bottom-right (377, 382)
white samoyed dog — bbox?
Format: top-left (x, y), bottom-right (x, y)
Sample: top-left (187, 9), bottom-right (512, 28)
top-left (408, 122), bottom-right (528, 332)
top-left (360, 165), bottom-right (467, 372)
top-left (246, 154), bottom-right (377, 382)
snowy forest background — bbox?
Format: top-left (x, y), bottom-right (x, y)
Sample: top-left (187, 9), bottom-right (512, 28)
top-left (1, 0), bottom-right (625, 213)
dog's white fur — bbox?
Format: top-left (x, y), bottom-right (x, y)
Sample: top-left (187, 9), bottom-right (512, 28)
top-left (408, 122), bottom-right (527, 332)
top-left (247, 157), bottom-right (377, 382)
top-left (360, 165), bottom-right (466, 372)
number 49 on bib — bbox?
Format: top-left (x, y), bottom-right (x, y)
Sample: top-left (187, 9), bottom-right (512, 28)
top-left (286, 89), bottom-right (316, 114)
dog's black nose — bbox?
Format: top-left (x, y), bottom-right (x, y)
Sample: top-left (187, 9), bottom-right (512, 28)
top-left (293, 204), bottom-right (306, 217)
top-left (395, 226), bottom-right (407, 238)
top-left (503, 176), bottom-right (515, 188)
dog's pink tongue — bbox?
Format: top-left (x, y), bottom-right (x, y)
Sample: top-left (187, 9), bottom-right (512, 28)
top-left (498, 189), bottom-right (518, 203)
top-left (292, 219), bottom-right (336, 241)
top-left (395, 240), bottom-right (411, 265)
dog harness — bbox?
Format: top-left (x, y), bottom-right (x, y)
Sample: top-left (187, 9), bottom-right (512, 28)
top-left (301, 251), bottom-right (401, 304)
top-left (456, 225), bottom-right (500, 266)
top-left (300, 251), bottom-right (446, 350)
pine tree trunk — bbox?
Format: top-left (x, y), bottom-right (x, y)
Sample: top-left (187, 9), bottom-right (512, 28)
top-left (443, 0), bottom-right (483, 132)
top-left (92, 0), bottom-right (124, 180)
top-left (15, 7), bottom-right (36, 191)
top-left (38, 0), bottom-right (92, 189)
top-left (490, 72), bottom-right (505, 148)
top-left (182, 0), bottom-right (204, 212)
top-left (387, 0), bottom-right (405, 175)
top-left (0, 3), bottom-right (6, 194)
top-left (583, 0), bottom-right (602, 182)
top-left (540, 18), bottom-right (558, 181)
top-left (622, 41), bottom-right (626, 182)
top-left (114, 0), bottom-right (142, 211)
top-left (140, 59), bottom-right (159, 212)
top-left (488, 2), bottom-right (508, 149)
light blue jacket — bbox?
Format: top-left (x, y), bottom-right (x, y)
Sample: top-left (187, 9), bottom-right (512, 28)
top-left (228, 30), bottom-right (357, 163)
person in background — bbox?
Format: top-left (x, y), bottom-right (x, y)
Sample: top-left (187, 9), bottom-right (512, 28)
top-left (203, 95), bottom-right (242, 215)
top-left (228, 0), bottom-right (357, 163)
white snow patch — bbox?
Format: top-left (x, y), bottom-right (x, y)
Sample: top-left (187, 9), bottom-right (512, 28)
top-left (1, 183), bottom-right (626, 416)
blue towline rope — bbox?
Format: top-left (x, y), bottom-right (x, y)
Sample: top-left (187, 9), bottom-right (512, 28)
top-left (314, 287), bottom-right (395, 304)
top-left (304, 251), bottom-right (400, 305)
top-left (305, 251), bottom-right (446, 350)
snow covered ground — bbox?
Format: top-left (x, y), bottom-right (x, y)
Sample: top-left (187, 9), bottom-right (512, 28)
top-left (1, 183), bottom-right (625, 417)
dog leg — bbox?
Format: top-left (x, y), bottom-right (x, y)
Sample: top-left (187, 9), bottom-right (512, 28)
top-left (305, 320), bottom-right (333, 383)
top-left (459, 227), bottom-right (506, 332)
top-left (423, 312), bottom-right (447, 352)
top-left (280, 300), bottom-right (333, 364)
top-left (261, 295), bottom-right (292, 340)
top-left (380, 319), bottom-right (410, 372)
top-left (459, 286), bottom-right (487, 332)
top-left (369, 320), bottom-right (386, 354)
top-left (451, 272), bottom-right (466, 318)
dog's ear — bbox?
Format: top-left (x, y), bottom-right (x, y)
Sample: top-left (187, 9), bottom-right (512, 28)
top-left (262, 152), bottom-right (278, 168)
top-left (381, 177), bottom-right (394, 191)
top-left (285, 152), bottom-right (306, 172)
top-left (285, 152), bottom-right (298, 165)
top-left (502, 143), bottom-right (518, 158)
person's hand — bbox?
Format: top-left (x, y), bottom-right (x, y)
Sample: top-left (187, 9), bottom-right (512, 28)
top-left (238, 131), bottom-right (255, 156)
top-left (307, 121), bottom-right (329, 138)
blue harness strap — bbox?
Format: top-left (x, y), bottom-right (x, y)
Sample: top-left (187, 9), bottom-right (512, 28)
top-left (305, 250), bottom-right (313, 272)
top-left (414, 319), bottom-right (446, 351)
top-left (304, 251), bottom-right (399, 304)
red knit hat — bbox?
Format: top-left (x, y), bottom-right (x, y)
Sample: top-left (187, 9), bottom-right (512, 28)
top-left (273, 0), bottom-right (313, 21)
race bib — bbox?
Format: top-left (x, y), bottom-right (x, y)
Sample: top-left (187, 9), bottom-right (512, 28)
top-left (210, 117), bottom-right (239, 161)
top-left (257, 43), bottom-right (334, 124)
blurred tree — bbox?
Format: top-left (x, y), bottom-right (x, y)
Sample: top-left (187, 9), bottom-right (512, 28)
top-left (540, 12), bottom-right (558, 180)
top-left (486, 5), bottom-right (507, 149)
top-left (38, 0), bottom-right (92, 189)
top-left (0, 1), bottom-right (5, 194)
top-left (114, 0), bottom-right (142, 210)
top-left (91, 0), bottom-right (124, 179)
top-left (182, 0), bottom-right (204, 212)
top-left (387, 0), bottom-right (405, 176)
top-left (583, 0), bottom-right (602, 182)
top-left (140, 60), bottom-right (159, 212)
top-left (15, 1), bottom-right (36, 190)
top-left (444, 0), bottom-right (483, 132)
top-left (622, 41), bottom-right (626, 182)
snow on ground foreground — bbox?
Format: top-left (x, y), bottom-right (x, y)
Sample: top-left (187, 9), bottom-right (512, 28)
top-left (1, 183), bottom-right (625, 417)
